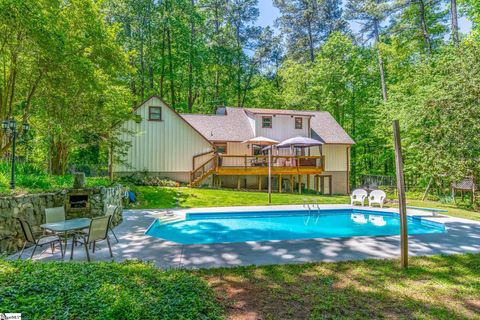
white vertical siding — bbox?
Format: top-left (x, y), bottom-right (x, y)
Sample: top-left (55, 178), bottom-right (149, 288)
top-left (254, 115), bottom-right (309, 142)
top-left (115, 97), bottom-right (213, 173)
top-left (226, 142), bottom-right (251, 155)
top-left (317, 144), bottom-right (349, 171)
top-left (222, 142), bottom-right (251, 166)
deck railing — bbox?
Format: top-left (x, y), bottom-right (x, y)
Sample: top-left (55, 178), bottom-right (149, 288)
top-left (190, 155), bottom-right (217, 185)
top-left (217, 155), bottom-right (324, 170)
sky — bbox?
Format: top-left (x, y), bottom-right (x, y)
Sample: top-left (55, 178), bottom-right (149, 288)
top-left (257, 0), bottom-right (472, 34)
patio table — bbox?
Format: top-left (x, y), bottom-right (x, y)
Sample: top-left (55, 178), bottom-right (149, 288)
top-left (40, 218), bottom-right (91, 260)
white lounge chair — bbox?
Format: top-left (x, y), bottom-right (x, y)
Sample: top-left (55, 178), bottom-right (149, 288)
top-left (369, 215), bottom-right (387, 226)
top-left (351, 213), bottom-right (368, 224)
top-left (369, 190), bottom-right (387, 208)
top-left (350, 189), bottom-right (368, 206)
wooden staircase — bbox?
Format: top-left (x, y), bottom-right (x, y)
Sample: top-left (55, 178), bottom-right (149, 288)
top-left (189, 155), bottom-right (217, 187)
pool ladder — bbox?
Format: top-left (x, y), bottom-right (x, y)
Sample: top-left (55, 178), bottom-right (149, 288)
top-left (303, 199), bottom-right (321, 225)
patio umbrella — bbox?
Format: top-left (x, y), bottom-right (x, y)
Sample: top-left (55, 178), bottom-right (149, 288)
top-left (242, 136), bottom-right (279, 204)
top-left (276, 136), bottom-right (324, 148)
top-left (277, 136), bottom-right (324, 157)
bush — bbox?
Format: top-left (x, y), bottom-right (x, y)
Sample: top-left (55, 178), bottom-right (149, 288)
top-left (0, 260), bottom-right (223, 320)
top-left (120, 175), bottom-right (180, 187)
top-left (0, 161), bottom-right (112, 194)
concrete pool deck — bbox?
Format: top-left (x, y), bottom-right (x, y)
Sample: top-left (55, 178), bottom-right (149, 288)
top-left (12, 204), bottom-right (480, 268)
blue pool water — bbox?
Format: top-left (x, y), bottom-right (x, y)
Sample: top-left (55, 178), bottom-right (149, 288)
top-left (145, 209), bottom-right (446, 244)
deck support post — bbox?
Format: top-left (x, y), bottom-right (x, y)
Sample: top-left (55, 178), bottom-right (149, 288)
top-left (258, 175), bottom-right (262, 191)
top-left (290, 175), bottom-right (294, 193)
top-left (298, 175), bottom-right (302, 194)
top-left (218, 176), bottom-right (222, 188)
top-left (279, 175), bottom-right (282, 193)
top-left (393, 120), bottom-right (408, 269)
top-left (307, 174), bottom-right (311, 192)
top-left (237, 176), bottom-right (241, 190)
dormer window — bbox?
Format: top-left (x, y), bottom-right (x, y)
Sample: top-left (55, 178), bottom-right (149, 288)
top-left (295, 117), bottom-right (303, 129)
top-left (149, 106), bottom-right (162, 121)
top-left (262, 116), bottom-right (272, 128)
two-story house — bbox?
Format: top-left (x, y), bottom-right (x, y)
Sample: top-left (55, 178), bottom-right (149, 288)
top-left (114, 95), bottom-right (354, 194)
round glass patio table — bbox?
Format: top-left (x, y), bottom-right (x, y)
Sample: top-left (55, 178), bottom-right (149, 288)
top-left (40, 218), bottom-right (91, 260)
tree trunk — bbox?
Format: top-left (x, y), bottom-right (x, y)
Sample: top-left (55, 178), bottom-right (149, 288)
top-left (159, 29), bottom-right (166, 98)
top-left (418, 0), bottom-right (432, 55)
top-left (214, 6), bottom-right (220, 103)
top-left (50, 137), bottom-right (69, 175)
top-left (374, 19), bottom-right (388, 102)
top-left (166, 27), bottom-right (175, 106)
top-left (307, 19), bottom-right (315, 62)
top-left (236, 24), bottom-right (242, 108)
top-left (450, 0), bottom-right (459, 45)
top-left (139, 35), bottom-right (145, 101)
top-left (187, 0), bottom-right (195, 112)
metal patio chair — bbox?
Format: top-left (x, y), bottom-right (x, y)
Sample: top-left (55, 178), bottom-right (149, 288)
top-left (17, 218), bottom-right (64, 259)
top-left (105, 204), bottom-right (119, 243)
top-left (71, 215), bottom-right (113, 262)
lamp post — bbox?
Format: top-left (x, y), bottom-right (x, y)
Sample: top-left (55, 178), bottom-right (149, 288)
top-left (2, 119), bottom-right (30, 189)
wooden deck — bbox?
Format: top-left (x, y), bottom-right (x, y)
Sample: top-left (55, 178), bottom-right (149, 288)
top-left (216, 166), bottom-right (323, 175)
top-left (190, 154), bottom-right (324, 187)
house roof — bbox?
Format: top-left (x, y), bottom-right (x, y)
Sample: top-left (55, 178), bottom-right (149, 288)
top-left (244, 108), bottom-right (315, 117)
top-left (309, 112), bottom-right (355, 145)
top-left (180, 107), bottom-right (254, 142)
top-left (181, 107), bottom-right (354, 145)
top-left (131, 95), bottom-right (215, 147)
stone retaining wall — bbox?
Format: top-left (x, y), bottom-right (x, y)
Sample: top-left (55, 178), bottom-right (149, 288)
top-left (0, 185), bottom-right (124, 254)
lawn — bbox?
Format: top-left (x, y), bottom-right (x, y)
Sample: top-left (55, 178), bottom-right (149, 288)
top-left (128, 186), bottom-right (480, 222)
top-left (128, 186), bottom-right (350, 209)
top-left (0, 260), bottom-right (222, 320)
top-left (3, 254), bottom-right (479, 319)
top-left (198, 253), bottom-right (480, 319)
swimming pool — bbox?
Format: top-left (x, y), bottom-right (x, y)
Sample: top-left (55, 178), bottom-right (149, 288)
top-left (145, 209), bottom-right (446, 244)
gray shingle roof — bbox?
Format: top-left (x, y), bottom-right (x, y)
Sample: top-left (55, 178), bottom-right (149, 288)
top-left (244, 108), bottom-right (315, 117)
top-left (180, 107), bottom-right (254, 142)
top-left (309, 111), bottom-right (355, 145)
top-left (181, 107), bottom-right (354, 145)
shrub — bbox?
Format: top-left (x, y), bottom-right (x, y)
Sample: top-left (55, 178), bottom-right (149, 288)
top-left (0, 260), bottom-right (224, 320)
top-left (120, 175), bottom-right (180, 187)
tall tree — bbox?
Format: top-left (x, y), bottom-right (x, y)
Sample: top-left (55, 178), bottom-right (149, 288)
top-left (227, 0), bottom-right (260, 107)
top-left (387, 0), bottom-right (448, 57)
top-left (450, 0), bottom-right (459, 45)
top-left (274, 0), bottom-right (348, 62)
top-left (346, 0), bottom-right (394, 101)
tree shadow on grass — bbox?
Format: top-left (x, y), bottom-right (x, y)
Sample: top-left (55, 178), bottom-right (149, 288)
top-left (199, 253), bottom-right (480, 319)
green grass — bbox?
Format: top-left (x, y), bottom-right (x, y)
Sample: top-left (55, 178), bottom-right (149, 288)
top-left (128, 186), bottom-right (349, 209)
top-left (405, 199), bottom-right (480, 222)
top-left (0, 162), bottom-right (112, 195)
top-left (0, 174), bottom-right (111, 195)
top-left (198, 253), bottom-right (480, 319)
top-left (2, 255), bottom-right (480, 319)
top-left (0, 260), bottom-right (223, 320)
top-left (128, 186), bottom-right (480, 221)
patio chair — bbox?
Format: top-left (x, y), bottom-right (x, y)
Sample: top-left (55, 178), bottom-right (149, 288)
top-left (17, 218), bottom-right (63, 259)
top-left (350, 189), bottom-right (368, 206)
top-left (369, 190), bottom-right (387, 208)
top-left (45, 206), bottom-right (66, 223)
top-left (71, 216), bottom-right (113, 262)
top-left (105, 204), bottom-right (119, 243)
top-left (44, 206), bottom-right (67, 251)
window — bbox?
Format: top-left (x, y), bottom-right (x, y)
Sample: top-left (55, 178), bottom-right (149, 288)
top-left (295, 117), bottom-right (303, 129)
top-left (149, 106), bottom-right (162, 121)
top-left (215, 143), bottom-right (227, 154)
top-left (262, 116), bottom-right (272, 128)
